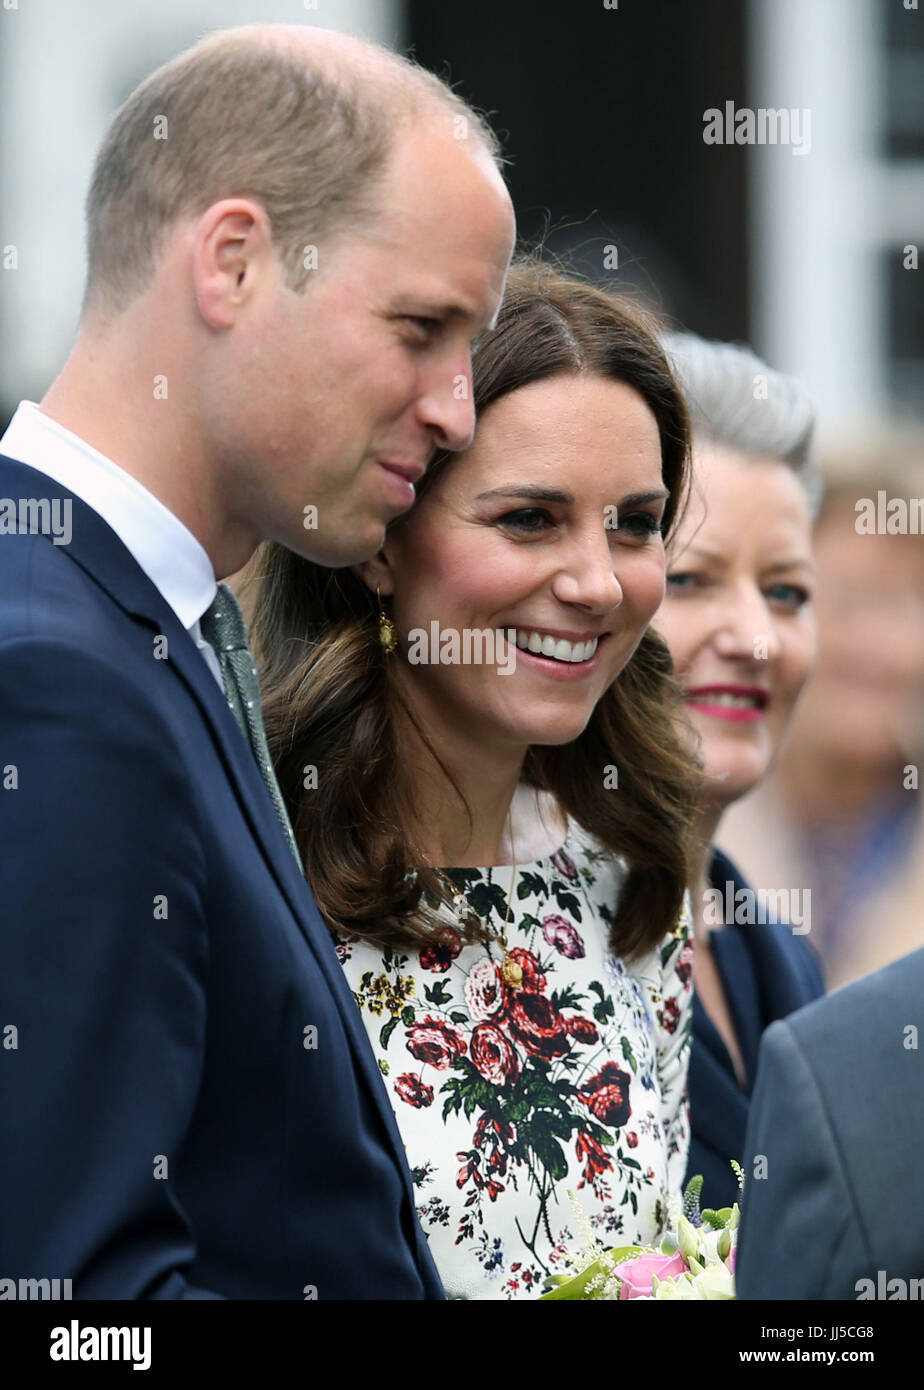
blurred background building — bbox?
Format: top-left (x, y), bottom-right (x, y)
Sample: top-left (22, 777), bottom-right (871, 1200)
top-left (2, 0), bottom-right (921, 441)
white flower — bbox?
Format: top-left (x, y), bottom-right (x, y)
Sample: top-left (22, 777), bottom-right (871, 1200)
top-left (653, 1274), bottom-right (704, 1300)
top-left (689, 1261), bottom-right (736, 1300)
top-left (464, 959), bottom-right (506, 1020)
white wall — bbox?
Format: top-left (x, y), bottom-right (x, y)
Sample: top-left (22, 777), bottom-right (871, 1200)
top-left (0, 0), bottom-right (403, 407)
top-left (748, 0), bottom-right (924, 442)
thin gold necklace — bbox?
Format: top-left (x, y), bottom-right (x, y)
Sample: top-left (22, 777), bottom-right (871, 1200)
top-left (427, 817), bottom-right (523, 991)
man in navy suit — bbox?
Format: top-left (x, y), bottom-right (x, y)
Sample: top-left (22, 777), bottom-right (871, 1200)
top-left (737, 946), bottom-right (924, 1299)
top-left (0, 24), bottom-right (514, 1299)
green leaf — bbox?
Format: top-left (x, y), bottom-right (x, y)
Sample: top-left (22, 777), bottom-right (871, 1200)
top-left (518, 871), bottom-right (547, 900)
top-left (379, 1016), bottom-right (398, 1049)
top-left (621, 1037), bottom-right (637, 1071)
top-left (553, 890), bottom-right (582, 922)
top-left (548, 1112), bottom-right (575, 1140)
top-left (400, 1005), bottom-right (416, 1026)
top-left (527, 1119), bottom-right (569, 1182)
top-left (550, 984), bottom-right (586, 1012)
top-left (449, 1011), bottom-right (468, 1025)
top-left (469, 882), bottom-right (508, 919)
top-left (424, 980), bottom-right (451, 1006)
top-left (540, 1245), bottom-right (644, 1301)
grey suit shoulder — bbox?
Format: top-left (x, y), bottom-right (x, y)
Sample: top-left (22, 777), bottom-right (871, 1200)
top-left (737, 947), bottom-right (924, 1300)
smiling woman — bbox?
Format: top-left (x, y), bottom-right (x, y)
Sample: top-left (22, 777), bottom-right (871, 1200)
top-left (656, 331), bottom-right (826, 1213)
top-left (247, 261), bottom-right (704, 1297)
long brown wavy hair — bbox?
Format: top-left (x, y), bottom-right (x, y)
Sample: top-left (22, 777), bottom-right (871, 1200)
top-left (250, 259), bottom-right (700, 961)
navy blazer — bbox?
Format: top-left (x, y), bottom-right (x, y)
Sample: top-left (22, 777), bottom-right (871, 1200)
top-left (738, 946), bottom-right (924, 1299)
top-left (0, 452), bottom-right (443, 1299)
top-left (685, 848), bottom-right (825, 1211)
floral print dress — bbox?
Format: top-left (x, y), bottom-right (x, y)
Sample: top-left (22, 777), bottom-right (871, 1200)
top-left (337, 818), bottom-right (693, 1300)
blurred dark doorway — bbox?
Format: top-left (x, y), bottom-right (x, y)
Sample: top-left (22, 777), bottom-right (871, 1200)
top-left (408, 0), bottom-right (750, 341)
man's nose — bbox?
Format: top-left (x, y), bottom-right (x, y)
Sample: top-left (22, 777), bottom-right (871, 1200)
top-left (416, 362), bottom-right (476, 453)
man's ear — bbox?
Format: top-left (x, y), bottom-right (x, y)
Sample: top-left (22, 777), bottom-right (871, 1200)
top-left (192, 198), bottom-right (273, 331)
top-left (353, 548), bottom-right (394, 597)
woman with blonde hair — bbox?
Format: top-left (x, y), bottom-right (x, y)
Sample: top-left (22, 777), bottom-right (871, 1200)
top-left (656, 332), bottom-right (825, 1212)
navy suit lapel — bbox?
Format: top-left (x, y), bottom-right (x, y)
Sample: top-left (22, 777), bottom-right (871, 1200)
top-left (0, 452), bottom-right (420, 1202)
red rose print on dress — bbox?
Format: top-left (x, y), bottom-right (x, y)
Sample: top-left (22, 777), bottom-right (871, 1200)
top-left (419, 930), bottom-right (463, 974)
top-left (394, 1073), bottom-right (434, 1108)
top-left (464, 959), bottom-right (508, 1020)
top-left (541, 914), bottom-right (586, 960)
top-left (579, 1061), bottom-right (632, 1127)
top-left (406, 1016), bottom-right (467, 1070)
top-left (565, 1014), bottom-right (599, 1044)
top-left (575, 1130), bottom-right (614, 1186)
top-left (675, 941), bottom-right (694, 988)
top-left (508, 991), bottom-right (571, 1060)
top-left (657, 998), bottom-right (681, 1034)
top-left (470, 1022), bottom-right (521, 1086)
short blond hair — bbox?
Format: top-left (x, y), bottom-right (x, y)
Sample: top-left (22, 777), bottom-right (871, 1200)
top-left (83, 25), bottom-right (501, 317)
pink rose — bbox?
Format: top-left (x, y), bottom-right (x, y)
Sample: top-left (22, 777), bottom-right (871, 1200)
top-left (550, 849), bottom-right (579, 883)
top-left (614, 1250), bottom-right (689, 1299)
top-left (541, 914), bottom-right (586, 960)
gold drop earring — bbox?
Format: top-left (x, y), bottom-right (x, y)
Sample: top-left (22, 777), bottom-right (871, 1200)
top-left (376, 586), bottom-right (397, 654)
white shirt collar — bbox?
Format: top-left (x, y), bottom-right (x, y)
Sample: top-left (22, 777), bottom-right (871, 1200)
top-left (0, 400), bottom-right (217, 632)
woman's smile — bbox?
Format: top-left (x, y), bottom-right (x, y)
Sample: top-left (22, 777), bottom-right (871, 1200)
top-left (508, 629), bottom-right (610, 679)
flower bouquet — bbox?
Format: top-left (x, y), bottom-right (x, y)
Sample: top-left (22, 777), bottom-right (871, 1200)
top-left (540, 1167), bottom-right (742, 1300)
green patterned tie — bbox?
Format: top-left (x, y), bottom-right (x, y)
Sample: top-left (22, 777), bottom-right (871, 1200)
top-left (200, 583), bottom-right (301, 865)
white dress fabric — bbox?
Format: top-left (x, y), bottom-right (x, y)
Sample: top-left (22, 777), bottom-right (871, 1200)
top-left (338, 817), bottom-right (694, 1300)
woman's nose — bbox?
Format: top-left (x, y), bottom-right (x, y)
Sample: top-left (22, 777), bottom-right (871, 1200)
top-left (711, 586), bottom-right (781, 662)
top-left (550, 534), bottom-right (625, 612)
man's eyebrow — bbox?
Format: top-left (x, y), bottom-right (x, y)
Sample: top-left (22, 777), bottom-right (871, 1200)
top-left (474, 487), bottom-right (670, 506)
top-left (396, 297), bottom-right (479, 323)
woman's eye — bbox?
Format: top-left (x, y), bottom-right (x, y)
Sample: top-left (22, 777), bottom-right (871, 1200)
top-left (497, 508), bottom-right (554, 533)
top-left (617, 511), bottom-right (663, 540)
top-left (766, 583), bottom-right (811, 610)
top-left (665, 570), bottom-right (700, 592)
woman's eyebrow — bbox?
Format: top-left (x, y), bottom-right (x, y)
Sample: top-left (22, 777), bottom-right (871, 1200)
top-left (473, 486), bottom-right (670, 506)
top-left (618, 489), bottom-right (671, 508)
top-left (474, 485), bottom-right (574, 503)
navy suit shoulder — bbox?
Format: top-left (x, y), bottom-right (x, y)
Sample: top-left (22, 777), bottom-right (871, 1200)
top-left (738, 947), bottom-right (924, 1298)
top-left (0, 453), bottom-right (443, 1300)
top-left (685, 848), bottom-right (824, 1211)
